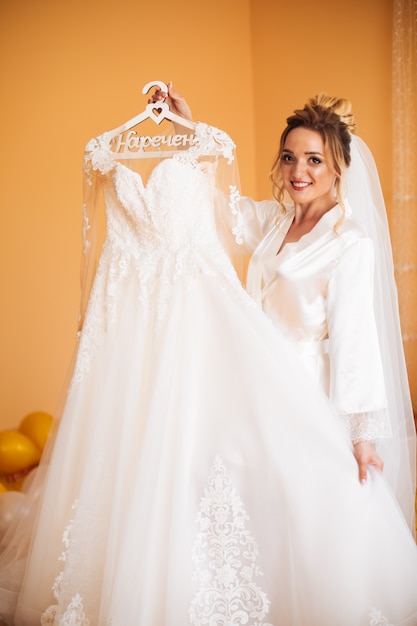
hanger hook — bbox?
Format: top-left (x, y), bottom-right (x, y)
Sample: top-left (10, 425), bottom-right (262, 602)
top-left (142, 80), bottom-right (168, 98)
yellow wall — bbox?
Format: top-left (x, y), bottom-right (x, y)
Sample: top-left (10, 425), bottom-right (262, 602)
top-left (0, 0), bottom-right (402, 429)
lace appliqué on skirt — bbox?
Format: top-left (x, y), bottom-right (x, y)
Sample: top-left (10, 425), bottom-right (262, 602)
top-left (40, 501), bottom-right (90, 626)
top-left (369, 607), bottom-right (394, 626)
top-left (189, 456), bottom-right (273, 626)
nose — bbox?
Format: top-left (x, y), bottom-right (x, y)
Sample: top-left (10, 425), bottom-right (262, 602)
top-left (293, 160), bottom-right (306, 179)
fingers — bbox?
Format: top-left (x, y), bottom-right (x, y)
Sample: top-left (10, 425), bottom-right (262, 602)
top-left (167, 81), bottom-right (182, 101)
top-left (353, 440), bottom-right (384, 485)
top-left (148, 89), bottom-right (167, 104)
top-left (148, 82), bottom-right (178, 103)
top-left (146, 81), bottom-right (193, 121)
top-left (359, 458), bottom-right (383, 484)
top-left (370, 456), bottom-right (384, 473)
top-left (147, 86), bottom-right (177, 111)
top-left (358, 460), bottom-right (368, 485)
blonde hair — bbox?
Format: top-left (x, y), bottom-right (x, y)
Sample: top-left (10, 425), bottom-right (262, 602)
top-left (270, 95), bottom-right (355, 226)
top-left (307, 93), bottom-right (356, 133)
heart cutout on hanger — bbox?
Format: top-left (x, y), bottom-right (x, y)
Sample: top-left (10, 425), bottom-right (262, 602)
top-left (147, 102), bottom-right (169, 124)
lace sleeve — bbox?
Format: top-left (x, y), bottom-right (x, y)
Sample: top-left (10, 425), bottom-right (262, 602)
top-left (78, 134), bottom-right (115, 332)
top-left (341, 409), bottom-right (392, 444)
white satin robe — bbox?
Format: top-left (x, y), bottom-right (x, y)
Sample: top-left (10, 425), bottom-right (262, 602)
top-left (243, 199), bottom-right (391, 444)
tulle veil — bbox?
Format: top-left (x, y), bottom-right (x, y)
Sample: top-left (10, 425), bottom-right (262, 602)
top-left (344, 134), bottom-right (416, 531)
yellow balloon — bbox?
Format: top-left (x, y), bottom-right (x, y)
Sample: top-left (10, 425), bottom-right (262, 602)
top-left (0, 430), bottom-right (41, 474)
top-left (19, 411), bottom-right (53, 451)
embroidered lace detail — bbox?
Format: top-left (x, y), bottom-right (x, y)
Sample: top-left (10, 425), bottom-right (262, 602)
top-left (341, 409), bottom-right (392, 443)
top-left (47, 501), bottom-right (77, 603)
top-left (168, 123), bottom-right (235, 172)
top-left (189, 457), bottom-right (273, 626)
top-left (40, 606), bottom-right (56, 626)
top-left (229, 184), bottom-right (244, 245)
top-left (84, 134), bottom-right (115, 182)
top-left (61, 594), bottom-right (89, 626)
top-left (369, 607), bottom-right (394, 626)
top-left (81, 203), bottom-right (91, 255)
top-left (41, 595), bottom-right (89, 626)
top-left (41, 501), bottom-right (90, 626)
top-left (193, 123), bottom-right (236, 164)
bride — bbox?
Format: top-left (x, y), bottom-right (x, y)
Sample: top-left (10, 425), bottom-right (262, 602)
top-left (0, 82), bottom-right (416, 626)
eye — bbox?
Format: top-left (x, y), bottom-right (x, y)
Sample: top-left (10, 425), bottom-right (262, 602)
top-left (309, 157), bottom-right (322, 165)
top-left (281, 153), bottom-right (294, 162)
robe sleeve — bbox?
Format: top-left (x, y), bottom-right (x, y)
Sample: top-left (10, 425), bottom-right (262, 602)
top-left (327, 236), bottom-right (392, 442)
top-left (239, 197), bottom-right (281, 254)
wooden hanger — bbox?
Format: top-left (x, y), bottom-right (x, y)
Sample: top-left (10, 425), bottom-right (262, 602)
top-left (105, 80), bottom-right (196, 148)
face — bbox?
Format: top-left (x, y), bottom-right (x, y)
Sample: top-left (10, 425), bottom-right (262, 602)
top-left (279, 127), bottom-right (337, 209)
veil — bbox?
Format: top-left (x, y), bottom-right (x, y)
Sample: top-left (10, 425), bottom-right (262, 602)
top-left (344, 134), bottom-right (416, 531)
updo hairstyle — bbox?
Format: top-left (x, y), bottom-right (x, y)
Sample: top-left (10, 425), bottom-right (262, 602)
top-left (308, 93), bottom-right (356, 134)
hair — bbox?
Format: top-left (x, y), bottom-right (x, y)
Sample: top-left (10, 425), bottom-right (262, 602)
top-left (307, 93), bottom-right (356, 133)
top-left (270, 94), bottom-right (355, 222)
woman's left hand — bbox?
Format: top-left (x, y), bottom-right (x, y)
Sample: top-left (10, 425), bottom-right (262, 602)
top-left (353, 440), bottom-right (384, 484)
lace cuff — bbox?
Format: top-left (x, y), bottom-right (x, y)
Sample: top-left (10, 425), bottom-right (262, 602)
top-left (340, 409), bottom-right (392, 444)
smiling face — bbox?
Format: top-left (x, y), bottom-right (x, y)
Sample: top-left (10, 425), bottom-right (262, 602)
top-left (279, 127), bottom-right (337, 210)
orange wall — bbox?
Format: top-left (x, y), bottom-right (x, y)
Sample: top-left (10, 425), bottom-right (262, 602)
top-left (249, 0), bottom-right (393, 202)
top-left (0, 0), bottom-right (397, 429)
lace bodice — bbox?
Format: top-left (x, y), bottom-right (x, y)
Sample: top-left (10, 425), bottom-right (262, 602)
top-left (83, 123), bottom-right (238, 257)
top-left (92, 158), bottom-right (223, 269)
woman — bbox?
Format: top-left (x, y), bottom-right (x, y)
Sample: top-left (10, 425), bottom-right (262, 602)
top-left (244, 104), bottom-right (388, 479)
top-left (1, 83), bottom-right (417, 626)
top-left (151, 84), bottom-right (416, 530)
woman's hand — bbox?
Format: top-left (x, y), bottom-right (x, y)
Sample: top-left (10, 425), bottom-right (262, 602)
top-left (148, 81), bottom-right (193, 122)
top-left (353, 440), bottom-right (384, 484)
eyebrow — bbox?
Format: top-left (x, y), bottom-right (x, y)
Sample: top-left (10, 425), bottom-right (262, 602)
top-left (282, 148), bottom-right (324, 156)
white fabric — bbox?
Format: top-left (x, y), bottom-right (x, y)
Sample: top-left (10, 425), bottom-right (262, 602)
top-left (245, 201), bottom-right (391, 440)
top-left (346, 134), bottom-right (416, 531)
top-left (243, 135), bottom-right (416, 531)
top-left (0, 124), bottom-right (417, 626)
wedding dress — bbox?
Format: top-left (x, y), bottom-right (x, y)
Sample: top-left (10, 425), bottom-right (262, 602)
top-left (1, 121), bottom-right (417, 626)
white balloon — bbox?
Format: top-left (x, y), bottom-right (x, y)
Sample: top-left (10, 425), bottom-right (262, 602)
top-left (0, 491), bottom-right (26, 541)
